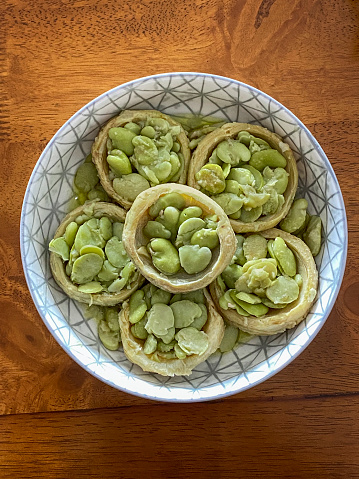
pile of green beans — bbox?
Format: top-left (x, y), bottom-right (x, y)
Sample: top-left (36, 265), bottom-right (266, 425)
top-left (195, 131), bottom-right (289, 222)
top-left (106, 118), bottom-right (184, 202)
top-left (128, 285), bottom-right (209, 359)
top-left (218, 234), bottom-right (303, 317)
top-left (142, 192), bottom-right (220, 276)
top-left (49, 215), bottom-right (137, 294)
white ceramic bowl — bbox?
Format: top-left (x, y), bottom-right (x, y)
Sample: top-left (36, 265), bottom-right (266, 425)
top-left (20, 73), bottom-right (347, 402)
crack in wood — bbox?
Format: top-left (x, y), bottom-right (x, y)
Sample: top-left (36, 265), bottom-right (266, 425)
top-left (255, 0), bottom-right (277, 29)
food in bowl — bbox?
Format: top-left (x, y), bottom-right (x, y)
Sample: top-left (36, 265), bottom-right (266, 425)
top-left (119, 285), bottom-right (224, 376)
top-left (122, 183), bottom-right (236, 293)
top-left (187, 123), bottom-right (298, 232)
top-left (49, 201), bottom-right (143, 306)
top-left (19, 72), bottom-right (346, 401)
top-left (91, 109), bottom-right (191, 209)
top-left (209, 229), bottom-right (318, 335)
top-left (48, 108), bottom-right (321, 377)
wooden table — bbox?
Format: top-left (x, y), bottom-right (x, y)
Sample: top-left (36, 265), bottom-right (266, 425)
top-left (1, 0), bottom-right (359, 477)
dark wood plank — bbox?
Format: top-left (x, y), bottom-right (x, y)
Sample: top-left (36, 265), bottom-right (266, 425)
top-left (1, 396), bottom-right (359, 478)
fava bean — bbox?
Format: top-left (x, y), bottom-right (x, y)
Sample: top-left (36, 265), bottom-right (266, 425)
top-left (132, 136), bottom-right (158, 165)
top-left (237, 131), bottom-right (252, 145)
top-left (178, 206), bottom-right (203, 226)
top-left (129, 290), bottom-right (148, 324)
top-left (106, 307), bottom-right (120, 333)
top-left (272, 237), bottom-right (297, 277)
top-left (150, 287), bottom-right (172, 306)
top-left (105, 236), bottom-right (129, 268)
top-left (156, 206), bottom-right (181, 241)
top-left (216, 139), bottom-right (251, 165)
top-left (71, 253), bottom-right (103, 284)
top-left (233, 298), bottom-right (269, 317)
top-left (131, 315), bottom-right (149, 340)
top-left (78, 281), bottom-right (103, 294)
top-left (98, 320), bottom-right (120, 350)
top-left (124, 122), bottom-right (141, 135)
top-left (263, 167), bottom-right (289, 194)
top-left (113, 173), bottom-right (150, 201)
top-left (156, 326), bottom-right (176, 344)
top-left (303, 215), bottom-right (322, 256)
top-left (208, 150), bottom-right (222, 165)
top-left (168, 152), bottom-right (181, 181)
top-left (143, 334), bottom-right (157, 354)
top-left (99, 217), bottom-right (113, 241)
top-left (279, 198), bottom-right (308, 233)
top-left (141, 125), bottom-right (156, 138)
top-left (97, 260), bottom-right (119, 282)
top-left (108, 127), bottom-right (136, 156)
top-left (261, 188), bottom-right (280, 216)
top-left (261, 297), bottom-right (287, 309)
top-left (87, 187), bottom-right (108, 203)
top-left (148, 117), bottom-right (170, 134)
top-left (190, 303), bottom-right (208, 330)
top-left (266, 276), bottom-right (299, 304)
top-left (157, 340), bottom-right (176, 353)
top-left (175, 217), bottom-right (206, 247)
top-left (107, 150), bottom-right (132, 176)
top-left (195, 164), bottom-right (226, 194)
top-left (175, 327), bottom-right (209, 355)
top-left (120, 261), bottom-right (136, 281)
top-left (242, 165), bottom-right (264, 190)
top-left (178, 244), bottom-right (212, 274)
top-left (170, 300), bottom-right (202, 328)
top-left (144, 221), bottom-right (171, 239)
top-left (174, 343), bottom-right (187, 359)
top-left (74, 221), bottom-right (105, 251)
top-left (149, 193), bottom-right (186, 217)
top-left (221, 264), bottom-right (243, 289)
top-left (233, 235), bottom-right (246, 265)
top-left (240, 206), bottom-right (263, 223)
top-left (148, 238), bottom-right (181, 275)
top-left (177, 290), bottom-right (206, 304)
top-left (236, 292), bottom-right (262, 304)
top-left (79, 244), bottom-right (105, 258)
top-left (153, 160), bottom-right (172, 182)
top-left (146, 303), bottom-right (174, 337)
top-left (190, 228), bottom-right (219, 249)
top-left (224, 179), bottom-right (241, 195)
top-left (241, 187), bottom-right (270, 209)
top-left (212, 193), bottom-right (243, 215)
top-left (222, 163), bottom-right (231, 178)
top-left (49, 237), bottom-right (70, 261)
top-left (219, 322), bottom-right (239, 353)
top-left (228, 290), bottom-right (251, 315)
top-left (107, 277), bottom-right (127, 292)
top-left (243, 235), bottom-right (267, 261)
top-left (227, 167), bottom-right (255, 186)
top-left (64, 222), bottom-right (79, 248)
top-left (249, 149), bottom-right (287, 171)
top-left (74, 163), bottom-right (99, 193)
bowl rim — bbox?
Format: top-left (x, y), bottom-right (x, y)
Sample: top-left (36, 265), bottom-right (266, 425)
top-left (19, 71), bottom-right (348, 402)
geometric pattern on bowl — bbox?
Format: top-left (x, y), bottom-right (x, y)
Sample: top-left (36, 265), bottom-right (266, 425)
top-left (20, 73), bottom-right (347, 401)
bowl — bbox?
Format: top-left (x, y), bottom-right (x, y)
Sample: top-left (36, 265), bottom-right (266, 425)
top-left (20, 72), bottom-right (347, 402)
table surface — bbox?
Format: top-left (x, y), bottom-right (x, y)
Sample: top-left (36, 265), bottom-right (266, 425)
top-left (1, 0), bottom-right (359, 477)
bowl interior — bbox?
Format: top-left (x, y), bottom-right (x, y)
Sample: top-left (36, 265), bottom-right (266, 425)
top-left (20, 73), bottom-right (347, 401)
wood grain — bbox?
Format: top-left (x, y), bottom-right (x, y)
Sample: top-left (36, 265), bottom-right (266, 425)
top-left (1, 0), bottom-right (359, 476)
top-left (1, 395), bottom-right (359, 478)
